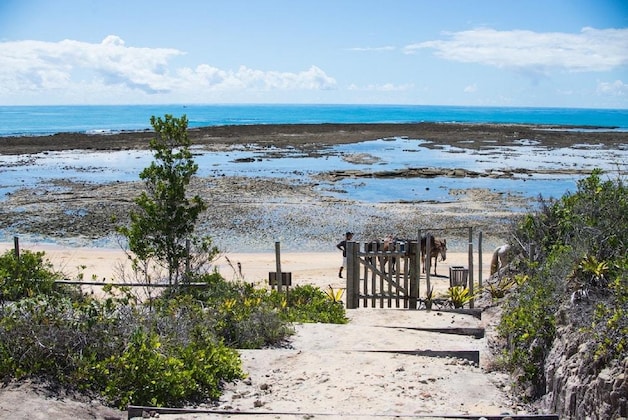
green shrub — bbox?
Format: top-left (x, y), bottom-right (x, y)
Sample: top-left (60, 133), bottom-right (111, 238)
top-left (0, 294), bottom-right (130, 382)
top-left (591, 258), bottom-right (628, 363)
top-left (446, 286), bottom-right (473, 308)
top-left (90, 329), bottom-right (242, 408)
top-left (0, 245), bottom-right (347, 409)
top-left (0, 249), bottom-right (62, 301)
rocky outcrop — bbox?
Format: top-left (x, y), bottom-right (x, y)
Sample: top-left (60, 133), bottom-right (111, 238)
top-left (539, 307), bottom-right (628, 419)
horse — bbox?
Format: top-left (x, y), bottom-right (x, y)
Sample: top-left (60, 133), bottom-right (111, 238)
top-left (365, 235), bottom-right (400, 272)
top-left (421, 235), bottom-right (447, 276)
top-left (490, 244), bottom-right (512, 275)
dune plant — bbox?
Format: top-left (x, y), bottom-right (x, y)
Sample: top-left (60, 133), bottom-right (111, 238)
top-left (483, 276), bottom-right (517, 299)
top-left (274, 284), bottom-right (348, 324)
top-left (424, 286), bottom-right (435, 310)
top-left (446, 286), bottom-right (473, 308)
top-left (0, 249), bottom-right (62, 301)
top-left (324, 285), bottom-right (345, 303)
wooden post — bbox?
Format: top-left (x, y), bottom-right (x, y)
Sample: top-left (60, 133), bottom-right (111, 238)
top-left (13, 236), bottom-right (20, 260)
top-left (425, 234), bottom-right (432, 298)
top-left (478, 231), bottom-right (483, 290)
top-left (417, 229), bottom-right (422, 299)
top-left (345, 241), bottom-right (357, 309)
top-left (409, 238), bottom-right (419, 309)
top-left (468, 227), bottom-right (474, 309)
top-left (275, 241), bottom-right (282, 292)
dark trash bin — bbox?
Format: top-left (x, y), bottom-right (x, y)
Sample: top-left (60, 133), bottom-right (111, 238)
top-left (449, 266), bottom-right (468, 288)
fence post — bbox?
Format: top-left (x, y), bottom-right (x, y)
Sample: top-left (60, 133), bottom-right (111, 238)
top-left (468, 227), bottom-right (474, 309)
top-left (13, 236), bottom-right (20, 260)
top-left (409, 238), bottom-right (420, 309)
top-left (478, 231), bottom-right (483, 290)
top-left (425, 234), bottom-right (432, 296)
top-left (345, 241), bottom-right (357, 309)
top-left (275, 241), bottom-right (282, 292)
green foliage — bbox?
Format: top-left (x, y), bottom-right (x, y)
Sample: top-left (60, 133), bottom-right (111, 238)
top-left (483, 275), bottom-right (517, 299)
top-left (446, 286), bottom-right (474, 308)
top-left (591, 259), bottom-right (628, 363)
top-left (274, 284), bottom-right (348, 324)
top-left (165, 277), bottom-right (348, 346)
top-left (0, 294), bottom-right (130, 382)
top-left (118, 114), bottom-right (216, 285)
top-left (91, 329), bottom-right (242, 408)
top-left (570, 254), bottom-right (610, 289)
top-left (497, 270), bottom-right (557, 397)
top-left (498, 170), bottom-right (627, 399)
top-left (0, 249), bottom-right (61, 301)
top-left (324, 285), bottom-right (345, 303)
top-left (0, 253), bottom-right (350, 409)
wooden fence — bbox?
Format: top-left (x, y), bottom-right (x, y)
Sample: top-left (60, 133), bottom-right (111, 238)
top-left (345, 228), bottom-right (483, 309)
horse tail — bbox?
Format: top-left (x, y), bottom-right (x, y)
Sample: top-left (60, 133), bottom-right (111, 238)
top-left (490, 248), bottom-right (500, 275)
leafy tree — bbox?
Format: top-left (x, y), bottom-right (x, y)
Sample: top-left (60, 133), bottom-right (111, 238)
top-left (118, 115), bottom-right (216, 285)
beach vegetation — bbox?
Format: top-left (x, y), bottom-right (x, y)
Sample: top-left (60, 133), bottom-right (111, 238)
top-left (273, 284), bottom-right (348, 324)
top-left (324, 284), bottom-right (345, 303)
top-left (496, 169), bottom-right (628, 400)
top-left (446, 285), bottom-right (474, 308)
top-left (482, 275), bottom-right (518, 299)
top-left (0, 249), bottom-right (347, 409)
top-left (0, 249), bottom-right (65, 301)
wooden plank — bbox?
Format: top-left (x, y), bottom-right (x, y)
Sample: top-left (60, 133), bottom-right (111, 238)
top-left (365, 349), bottom-right (480, 365)
top-left (128, 405), bottom-right (559, 419)
top-left (54, 280), bottom-right (208, 288)
top-left (379, 325), bottom-right (485, 339)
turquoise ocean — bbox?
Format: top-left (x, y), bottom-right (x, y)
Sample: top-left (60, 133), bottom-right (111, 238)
top-left (1, 104), bottom-right (627, 137)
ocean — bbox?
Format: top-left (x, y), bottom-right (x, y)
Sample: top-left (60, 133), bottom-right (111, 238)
top-left (1, 104), bottom-right (627, 137)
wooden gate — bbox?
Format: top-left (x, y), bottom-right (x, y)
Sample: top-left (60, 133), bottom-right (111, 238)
top-left (345, 239), bottom-right (422, 309)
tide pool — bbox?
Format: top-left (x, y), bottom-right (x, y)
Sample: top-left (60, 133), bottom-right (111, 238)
top-left (1, 137), bottom-right (625, 204)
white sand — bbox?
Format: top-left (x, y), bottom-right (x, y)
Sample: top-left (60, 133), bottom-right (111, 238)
top-left (0, 242), bottom-right (522, 419)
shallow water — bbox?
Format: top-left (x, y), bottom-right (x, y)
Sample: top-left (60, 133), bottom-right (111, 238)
top-left (1, 137), bottom-right (626, 203)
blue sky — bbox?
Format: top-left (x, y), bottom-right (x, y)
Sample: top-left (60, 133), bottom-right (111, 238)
top-left (1, 0), bottom-right (627, 108)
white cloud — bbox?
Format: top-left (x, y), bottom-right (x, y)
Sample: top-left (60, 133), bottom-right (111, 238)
top-left (405, 27), bottom-right (628, 73)
top-left (348, 83), bottom-right (414, 92)
top-left (0, 36), bottom-right (336, 103)
top-left (597, 80), bottom-right (628, 96)
top-left (0, 36), bottom-right (182, 95)
top-left (348, 46), bottom-right (396, 52)
top-left (464, 84), bottom-right (478, 93)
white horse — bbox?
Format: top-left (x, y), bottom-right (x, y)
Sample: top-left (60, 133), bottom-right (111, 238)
top-left (490, 244), bottom-right (512, 275)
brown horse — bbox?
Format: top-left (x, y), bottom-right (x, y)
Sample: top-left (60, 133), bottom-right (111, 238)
top-left (365, 235), bottom-right (399, 272)
top-left (421, 235), bottom-right (447, 276)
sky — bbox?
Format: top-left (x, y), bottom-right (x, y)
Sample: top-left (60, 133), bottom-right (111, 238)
top-left (0, 0), bottom-right (627, 108)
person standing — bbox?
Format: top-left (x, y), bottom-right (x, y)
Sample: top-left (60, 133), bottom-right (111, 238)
top-left (336, 231), bottom-right (354, 278)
